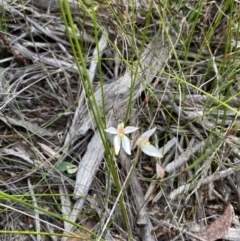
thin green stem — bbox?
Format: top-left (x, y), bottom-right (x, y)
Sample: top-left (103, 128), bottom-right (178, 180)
top-left (98, 148), bottom-right (142, 241)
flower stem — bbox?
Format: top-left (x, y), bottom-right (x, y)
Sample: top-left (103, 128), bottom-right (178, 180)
top-left (122, 147), bottom-right (142, 192)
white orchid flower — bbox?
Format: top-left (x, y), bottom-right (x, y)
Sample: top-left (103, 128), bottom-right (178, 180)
top-left (105, 123), bottom-right (139, 155)
top-left (136, 127), bottom-right (162, 158)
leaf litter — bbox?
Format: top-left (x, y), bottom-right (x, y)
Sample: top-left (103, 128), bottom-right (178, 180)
top-left (194, 203), bottom-right (233, 241)
top-left (0, 0), bottom-right (240, 241)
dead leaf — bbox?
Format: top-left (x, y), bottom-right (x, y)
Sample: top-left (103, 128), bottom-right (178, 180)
top-left (38, 142), bottom-right (60, 159)
top-left (195, 203), bottom-right (233, 241)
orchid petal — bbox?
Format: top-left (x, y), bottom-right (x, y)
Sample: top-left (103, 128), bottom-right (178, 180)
top-left (114, 135), bottom-right (121, 155)
top-left (117, 123), bottom-right (125, 130)
top-left (141, 144), bottom-right (162, 158)
top-left (122, 135), bottom-right (131, 155)
top-left (124, 126), bottom-right (139, 134)
top-left (156, 163), bottom-right (165, 178)
top-left (136, 136), bottom-right (149, 147)
top-left (142, 127), bottom-right (157, 138)
top-left (105, 127), bottom-right (118, 134)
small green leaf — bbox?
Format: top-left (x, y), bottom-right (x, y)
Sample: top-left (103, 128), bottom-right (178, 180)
top-left (66, 166), bottom-right (78, 174)
top-left (58, 161), bottom-right (78, 174)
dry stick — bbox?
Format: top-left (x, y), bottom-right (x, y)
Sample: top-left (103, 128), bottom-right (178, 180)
top-left (121, 150), bottom-right (149, 225)
top-left (165, 140), bottom-right (206, 174)
top-left (151, 94), bottom-right (240, 109)
top-left (14, 43), bottom-right (79, 73)
top-left (0, 203), bottom-right (76, 236)
top-left (121, 153), bottom-right (157, 241)
top-left (0, 1), bottom-right (70, 46)
top-left (0, 114), bottom-right (54, 137)
top-left (28, 178), bottom-right (41, 241)
top-left (59, 186), bottom-right (72, 231)
top-left (169, 168), bottom-right (236, 200)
